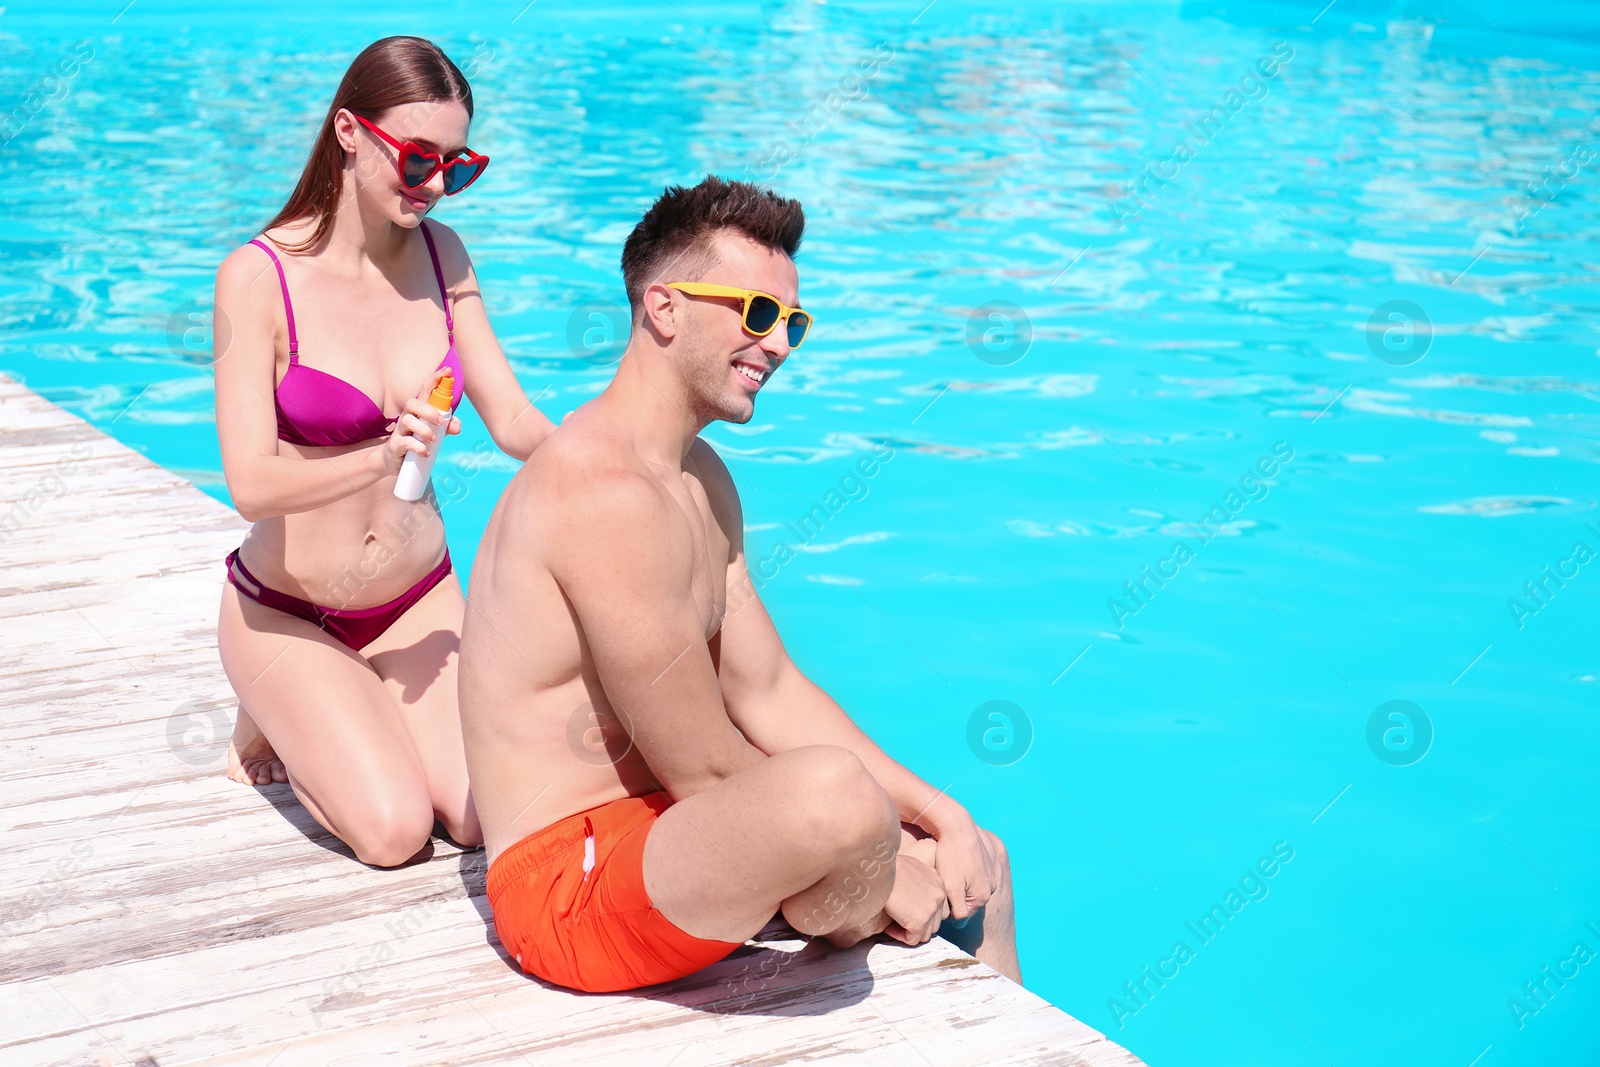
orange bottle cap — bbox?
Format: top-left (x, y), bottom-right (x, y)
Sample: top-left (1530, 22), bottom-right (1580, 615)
top-left (428, 371), bottom-right (454, 411)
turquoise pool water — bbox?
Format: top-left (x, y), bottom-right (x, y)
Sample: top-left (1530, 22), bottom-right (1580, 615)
top-left (3, 1), bottom-right (1598, 1062)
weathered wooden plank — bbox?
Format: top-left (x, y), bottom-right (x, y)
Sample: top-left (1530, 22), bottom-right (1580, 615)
top-left (0, 375), bottom-right (1148, 1067)
top-left (4, 908), bottom-right (1111, 1067)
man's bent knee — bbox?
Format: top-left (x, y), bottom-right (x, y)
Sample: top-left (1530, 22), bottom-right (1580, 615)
top-left (781, 743), bottom-right (867, 783)
top-left (784, 746), bottom-right (897, 855)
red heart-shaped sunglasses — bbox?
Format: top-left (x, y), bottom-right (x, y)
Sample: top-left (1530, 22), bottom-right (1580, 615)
top-left (353, 114), bottom-right (489, 196)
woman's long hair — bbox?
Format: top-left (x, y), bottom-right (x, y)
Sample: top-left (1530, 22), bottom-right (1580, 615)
top-left (264, 36), bottom-right (473, 252)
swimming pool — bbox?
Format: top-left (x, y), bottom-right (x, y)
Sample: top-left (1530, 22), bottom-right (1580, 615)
top-left (3, 1), bottom-right (1597, 1062)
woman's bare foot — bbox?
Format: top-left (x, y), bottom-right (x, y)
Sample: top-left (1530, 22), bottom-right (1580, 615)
top-left (227, 706), bottom-right (288, 785)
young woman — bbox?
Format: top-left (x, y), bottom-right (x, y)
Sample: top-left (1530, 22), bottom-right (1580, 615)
top-left (213, 37), bottom-right (552, 867)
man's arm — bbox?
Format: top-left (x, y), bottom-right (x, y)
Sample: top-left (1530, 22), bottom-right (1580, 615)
top-left (698, 445), bottom-right (1000, 918)
top-left (718, 552), bottom-right (963, 828)
top-left (696, 442), bottom-right (948, 826)
top-left (717, 552), bottom-right (1000, 918)
top-left (547, 460), bottom-right (763, 800)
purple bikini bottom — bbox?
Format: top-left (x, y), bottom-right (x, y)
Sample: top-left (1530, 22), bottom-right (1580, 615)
top-left (225, 547), bottom-right (452, 652)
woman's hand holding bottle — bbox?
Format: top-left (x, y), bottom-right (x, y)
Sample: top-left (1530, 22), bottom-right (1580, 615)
top-left (379, 368), bottom-right (461, 492)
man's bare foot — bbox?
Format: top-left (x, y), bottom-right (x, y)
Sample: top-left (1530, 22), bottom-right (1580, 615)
top-left (226, 706), bottom-right (288, 786)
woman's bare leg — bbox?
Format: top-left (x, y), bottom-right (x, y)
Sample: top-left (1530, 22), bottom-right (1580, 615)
top-left (218, 583), bottom-right (437, 867)
top-left (359, 573), bottom-right (482, 848)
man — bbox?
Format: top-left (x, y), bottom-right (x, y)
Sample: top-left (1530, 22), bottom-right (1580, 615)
top-left (459, 175), bottom-right (1018, 993)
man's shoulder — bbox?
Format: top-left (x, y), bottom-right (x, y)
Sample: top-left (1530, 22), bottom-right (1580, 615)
top-left (687, 437), bottom-right (743, 527)
top-left (514, 423), bottom-right (671, 532)
top-left (687, 436), bottom-right (733, 485)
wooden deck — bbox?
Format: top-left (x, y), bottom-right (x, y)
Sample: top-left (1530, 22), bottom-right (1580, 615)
top-left (0, 374), bottom-right (1147, 1067)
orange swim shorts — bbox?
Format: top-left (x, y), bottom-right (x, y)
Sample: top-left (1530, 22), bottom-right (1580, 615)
top-left (487, 791), bottom-right (743, 993)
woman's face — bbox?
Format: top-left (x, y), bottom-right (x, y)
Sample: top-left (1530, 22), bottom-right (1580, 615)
top-left (337, 99), bottom-right (473, 225)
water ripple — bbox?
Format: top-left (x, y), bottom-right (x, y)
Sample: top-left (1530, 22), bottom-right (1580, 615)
top-left (1419, 495), bottom-right (1592, 517)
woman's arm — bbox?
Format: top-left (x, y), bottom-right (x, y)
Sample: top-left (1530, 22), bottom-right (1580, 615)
top-left (427, 222), bottom-right (554, 461)
top-left (213, 244), bottom-right (415, 522)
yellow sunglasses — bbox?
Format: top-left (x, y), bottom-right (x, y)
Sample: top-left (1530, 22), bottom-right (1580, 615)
top-left (666, 282), bottom-right (814, 348)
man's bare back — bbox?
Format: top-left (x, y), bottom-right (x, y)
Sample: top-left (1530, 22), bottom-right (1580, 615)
top-left (460, 178), bottom-right (1018, 993)
top-left (462, 418), bottom-right (742, 859)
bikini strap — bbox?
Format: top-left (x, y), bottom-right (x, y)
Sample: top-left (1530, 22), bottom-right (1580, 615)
top-left (419, 221), bottom-right (454, 342)
top-left (248, 238), bottom-right (299, 361)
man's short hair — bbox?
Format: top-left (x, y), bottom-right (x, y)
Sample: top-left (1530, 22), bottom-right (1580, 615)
top-left (620, 175), bottom-right (805, 313)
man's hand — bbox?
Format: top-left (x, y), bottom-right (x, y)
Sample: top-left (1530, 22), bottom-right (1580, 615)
top-left (931, 812), bottom-right (1001, 922)
top-left (882, 852), bottom-right (950, 946)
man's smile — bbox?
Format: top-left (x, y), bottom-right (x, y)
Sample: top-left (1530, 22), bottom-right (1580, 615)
top-left (733, 359), bottom-right (771, 388)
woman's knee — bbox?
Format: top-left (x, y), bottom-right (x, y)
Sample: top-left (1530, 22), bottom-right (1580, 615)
top-left (437, 799), bottom-right (483, 850)
top-left (344, 796), bottom-right (435, 868)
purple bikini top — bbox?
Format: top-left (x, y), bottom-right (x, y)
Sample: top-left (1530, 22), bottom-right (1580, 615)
top-left (248, 221), bottom-right (465, 448)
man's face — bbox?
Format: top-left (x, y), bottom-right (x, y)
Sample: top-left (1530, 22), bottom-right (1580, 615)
top-left (669, 232), bottom-right (800, 426)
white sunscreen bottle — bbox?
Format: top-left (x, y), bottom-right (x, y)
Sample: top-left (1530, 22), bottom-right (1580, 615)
top-left (394, 371), bottom-right (453, 501)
